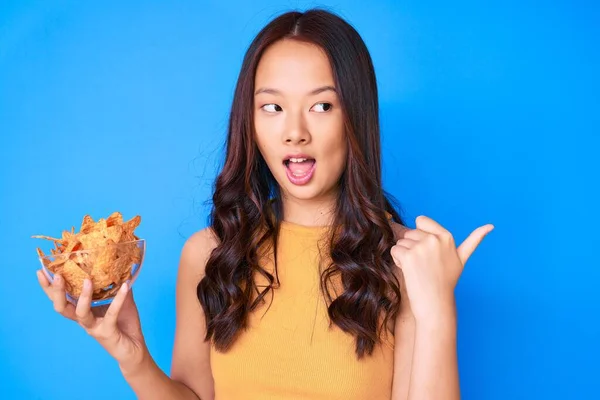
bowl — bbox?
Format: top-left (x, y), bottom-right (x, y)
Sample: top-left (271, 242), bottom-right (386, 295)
top-left (38, 239), bottom-right (145, 316)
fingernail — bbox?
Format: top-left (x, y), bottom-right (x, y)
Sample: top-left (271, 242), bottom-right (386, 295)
top-left (54, 274), bottom-right (61, 284)
top-left (84, 279), bottom-right (91, 290)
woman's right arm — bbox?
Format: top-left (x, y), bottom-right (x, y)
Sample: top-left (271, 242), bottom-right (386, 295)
top-left (37, 228), bottom-right (217, 400)
top-left (119, 228), bottom-right (217, 399)
top-left (118, 349), bottom-right (202, 400)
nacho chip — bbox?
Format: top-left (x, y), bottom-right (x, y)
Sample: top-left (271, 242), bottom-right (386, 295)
top-left (47, 253), bottom-right (69, 272)
top-left (78, 231), bottom-right (106, 250)
top-left (106, 211), bottom-right (123, 227)
top-left (80, 215), bottom-right (95, 234)
top-left (122, 215), bottom-right (141, 241)
top-left (113, 252), bottom-right (134, 278)
top-left (91, 239), bottom-right (118, 289)
top-left (34, 212), bottom-right (142, 300)
top-left (95, 218), bottom-right (108, 235)
top-left (37, 248), bottom-right (52, 269)
top-left (61, 259), bottom-right (89, 297)
top-left (105, 225), bottom-right (123, 243)
top-left (31, 235), bottom-right (64, 244)
top-left (62, 229), bottom-right (76, 243)
top-left (63, 239), bottom-right (81, 253)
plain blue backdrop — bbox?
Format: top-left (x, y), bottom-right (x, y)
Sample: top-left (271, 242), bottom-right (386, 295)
top-left (1, 0), bottom-right (598, 399)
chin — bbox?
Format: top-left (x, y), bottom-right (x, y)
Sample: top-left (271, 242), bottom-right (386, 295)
top-left (280, 181), bottom-right (338, 202)
top-left (285, 188), bottom-right (321, 201)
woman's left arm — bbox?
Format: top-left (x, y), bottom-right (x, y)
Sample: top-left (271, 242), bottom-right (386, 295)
top-left (390, 216), bottom-right (494, 400)
top-left (390, 266), bottom-right (415, 400)
top-left (403, 299), bottom-right (460, 399)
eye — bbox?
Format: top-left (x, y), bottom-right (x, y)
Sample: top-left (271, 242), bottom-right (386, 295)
top-left (261, 104), bottom-right (282, 113)
top-left (311, 102), bottom-right (333, 112)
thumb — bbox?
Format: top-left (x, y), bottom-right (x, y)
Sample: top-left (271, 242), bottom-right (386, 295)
top-left (457, 224), bottom-right (494, 265)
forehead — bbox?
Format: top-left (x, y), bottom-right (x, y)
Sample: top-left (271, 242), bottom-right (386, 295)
top-left (254, 39), bottom-right (335, 93)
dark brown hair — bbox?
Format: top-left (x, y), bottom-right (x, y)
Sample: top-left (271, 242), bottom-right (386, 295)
top-left (197, 8), bottom-right (404, 358)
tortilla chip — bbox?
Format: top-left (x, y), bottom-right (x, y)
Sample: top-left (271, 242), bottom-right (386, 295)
top-left (61, 259), bottom-right (89, 297)
top-left (122, 215), bottom-right (141, 241)
top-left (80, 215), bottom-right (95, 234)
top-left (78, 231), bottom-right (106, 250)
top-left (47, 253), bottom-right (69, 272)
top-left (63, 239), bottom-right (82, 253)
top-left (34, 211), bottom-right (142, 300)
top-left (106, 211), bottom-right (123, 227)
top-left (91, 239), bottom-right (118, 289)
top-left (31, 235), bottom-right (64, 244)
top-left (105, 225), bottom-right (123, 243)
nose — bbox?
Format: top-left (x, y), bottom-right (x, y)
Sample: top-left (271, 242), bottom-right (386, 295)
top-left (282, 110), bottom-right (311, 145)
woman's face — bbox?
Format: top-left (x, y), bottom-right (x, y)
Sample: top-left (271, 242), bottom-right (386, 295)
top-left (253, 39), bottom-right (347, 203)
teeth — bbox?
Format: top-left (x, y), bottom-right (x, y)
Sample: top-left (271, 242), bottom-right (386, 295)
top-left (289, 158), bottom-right (307, 163)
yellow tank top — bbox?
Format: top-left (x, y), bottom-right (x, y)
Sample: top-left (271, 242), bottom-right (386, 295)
top-left (210, 219), bottom-right (395, 399)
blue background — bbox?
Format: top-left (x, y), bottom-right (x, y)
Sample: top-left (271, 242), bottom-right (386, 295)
top-left (1, 0), bottom-right (598, 399)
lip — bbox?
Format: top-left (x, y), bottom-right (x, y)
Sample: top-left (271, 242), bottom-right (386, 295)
top-left (284, 159), bottom-right (317, 185)
top-left (282, 153), bottom-right (315, 163)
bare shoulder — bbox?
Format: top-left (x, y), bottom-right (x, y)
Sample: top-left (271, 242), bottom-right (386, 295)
top-left (170, 226), bottom-right (219, 399)
top-left (179, 227), bottom-right (219, 278)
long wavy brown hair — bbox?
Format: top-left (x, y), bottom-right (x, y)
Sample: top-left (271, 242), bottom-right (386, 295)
top-left (197, 8), bottom-right (405, 359)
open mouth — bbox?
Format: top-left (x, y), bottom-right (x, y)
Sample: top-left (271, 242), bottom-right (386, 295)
top-left (283, 156), bottom-right (316, 185)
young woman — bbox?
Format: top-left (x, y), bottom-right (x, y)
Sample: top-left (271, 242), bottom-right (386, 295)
top-left (37, 9), bottom-right (493, 400)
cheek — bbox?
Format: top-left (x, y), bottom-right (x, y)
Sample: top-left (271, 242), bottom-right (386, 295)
top-left (330, 143), bottom-right (348, 175)
top-left (254, 122), bottom-right (277, 161)
top-left (254, 113), bottom-right (282, 136)
top-left (255, 140), bottom-right (278, 166)
top-left (316, 126), bottom-right (347, 175)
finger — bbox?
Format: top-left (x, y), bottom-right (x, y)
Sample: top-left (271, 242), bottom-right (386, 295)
top-left (75, 279), bottom-right (96, 329)
top-left (457, 224), bottom-right (494, 264)
top-left (415, 215), bottom-right (448, 236)
top-left (403, 229), bottom-right (429, 242)
top-left (103, 281), bottom-right (131, 326)
top-left (390, 245), bottom-right (409, 267)
top-left (36, 269), bottom-right (53, 299)
top-left (45, 273), bottom-right (77, 320)
top-left (395, 238), bottom-right (417, 249)
top-left (50, 274), bottom-right (69, 314)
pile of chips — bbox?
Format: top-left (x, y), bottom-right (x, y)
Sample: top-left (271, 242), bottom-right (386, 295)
top-left (34, 212), bottom-right (143, 300)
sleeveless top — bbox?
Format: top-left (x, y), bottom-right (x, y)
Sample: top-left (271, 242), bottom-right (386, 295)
top-left (209, 219), bottom-right (395, 399)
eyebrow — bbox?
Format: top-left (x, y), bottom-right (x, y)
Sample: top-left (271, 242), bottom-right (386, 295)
top-left (254, 85), bottom-right (337, 96)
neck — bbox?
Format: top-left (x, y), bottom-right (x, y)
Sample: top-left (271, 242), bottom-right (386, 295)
top-left (279, 191), bottom-right (338, 227)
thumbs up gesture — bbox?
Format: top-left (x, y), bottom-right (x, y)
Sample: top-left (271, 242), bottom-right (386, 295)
top-left (391, 215), bottom-right (494, 322)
